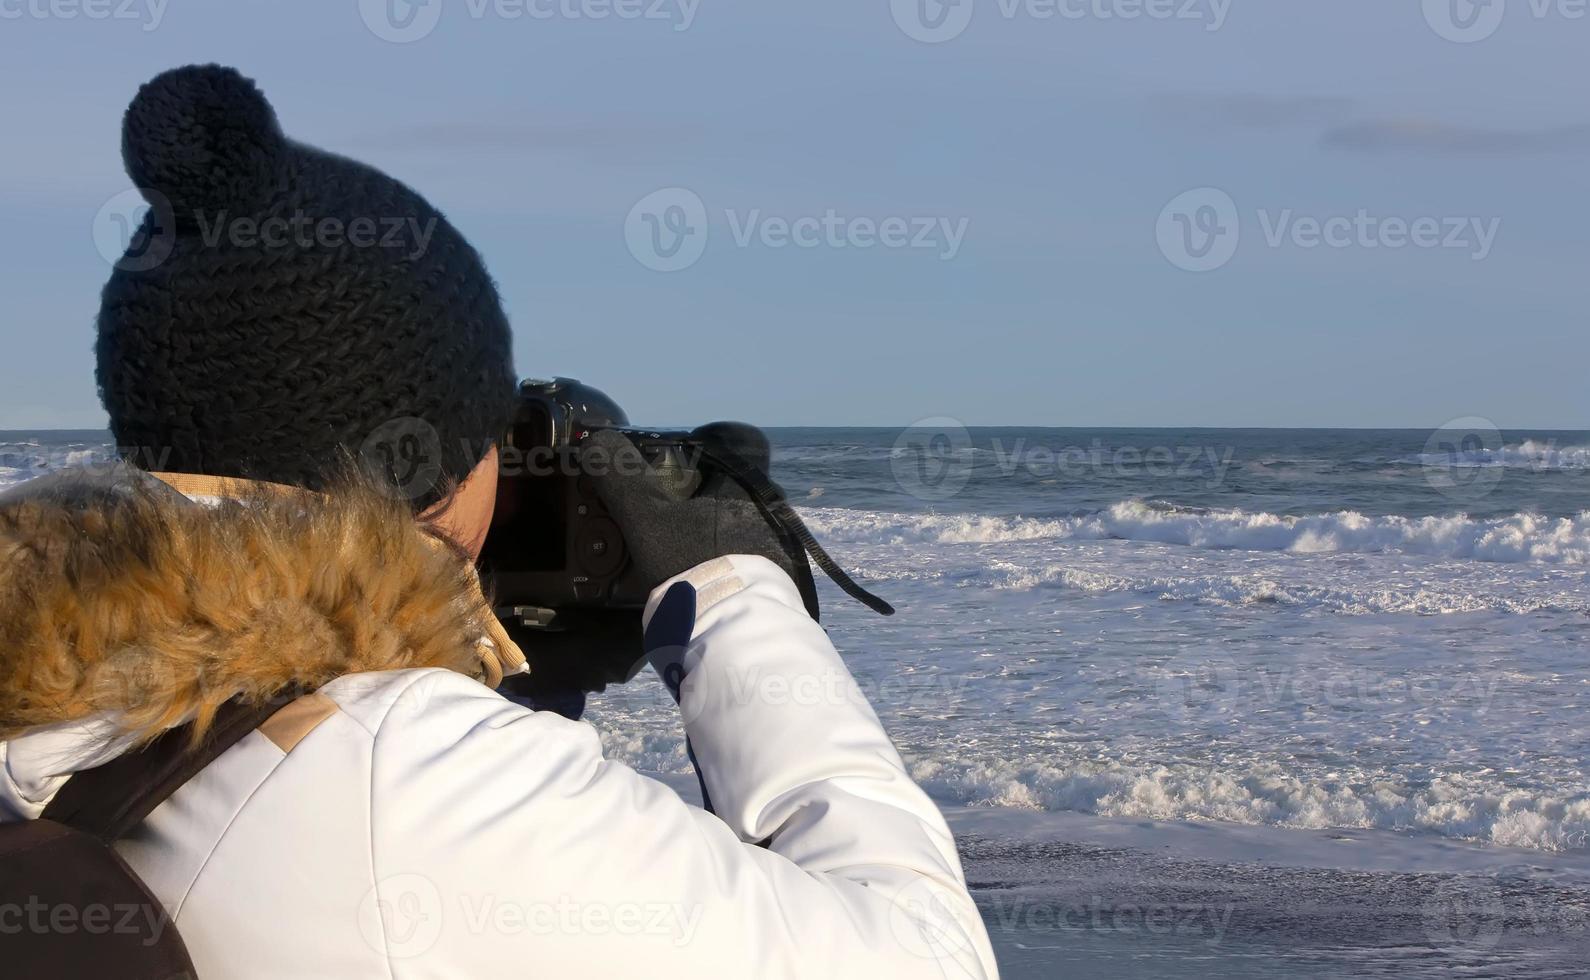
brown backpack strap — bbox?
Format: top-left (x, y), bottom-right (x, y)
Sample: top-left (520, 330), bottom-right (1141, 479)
top-left (41, 697), bottom-right (286, 842)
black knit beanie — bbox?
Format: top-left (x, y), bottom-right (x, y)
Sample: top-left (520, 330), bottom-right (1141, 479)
top-left (96, 64), bottom-right (516, 508)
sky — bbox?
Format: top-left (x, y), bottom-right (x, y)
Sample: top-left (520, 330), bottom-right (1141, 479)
top-left (0, 0), bottom-right (1586, 429)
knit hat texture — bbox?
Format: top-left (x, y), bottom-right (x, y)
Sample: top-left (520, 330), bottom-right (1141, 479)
top-left (96, 64), bottom-right (516, 507)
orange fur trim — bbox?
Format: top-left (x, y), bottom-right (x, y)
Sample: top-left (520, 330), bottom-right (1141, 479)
top-left (0, 475), bottom-right (496, 741)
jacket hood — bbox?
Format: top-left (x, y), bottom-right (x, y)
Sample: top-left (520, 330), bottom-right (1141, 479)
top-left (0, 467), bottom-right (513, 742)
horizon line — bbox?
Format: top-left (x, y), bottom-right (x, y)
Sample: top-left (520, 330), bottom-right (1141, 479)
top-left (5, 423), bottom-right (1590, 435)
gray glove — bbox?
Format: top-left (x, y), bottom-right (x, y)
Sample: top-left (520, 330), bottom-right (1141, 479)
top-left (581, 426), bottom-right (821, 618)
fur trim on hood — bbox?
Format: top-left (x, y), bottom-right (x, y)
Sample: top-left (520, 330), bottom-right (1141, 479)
top-left (0, 469), bottom-right (503, 742)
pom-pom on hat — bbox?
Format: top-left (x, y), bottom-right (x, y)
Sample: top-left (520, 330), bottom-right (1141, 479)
top-left (121, 64), bottom-right (287, 222)
top-left (96, 64), bottom-right (516, 508)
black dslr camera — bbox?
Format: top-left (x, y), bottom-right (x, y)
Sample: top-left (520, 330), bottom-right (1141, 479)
top-left (479, 378), bottom-right (690, 617)
top-left (478, 379), bottom-right (889, 695)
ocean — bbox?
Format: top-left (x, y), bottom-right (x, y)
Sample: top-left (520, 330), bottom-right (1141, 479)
top-left (4, 426), bottom-right (1588, 977)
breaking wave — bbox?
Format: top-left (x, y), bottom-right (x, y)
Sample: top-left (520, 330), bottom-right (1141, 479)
top-left (803, 502), bottom-right (1590, 565)
top-left (0, 442), bottom-right (113, 489)
top-left (857, 561), bottom-right (1589, 615)
top-left (1409, 439), bottom-right (1590, 470)
top-left (592, 712), bottom-right (1590, 854)
top-left (908, 756), bottom-right (1590, 854)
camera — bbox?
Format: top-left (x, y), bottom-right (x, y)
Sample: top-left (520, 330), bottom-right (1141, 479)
top-left (478, 378), bottom-right (890, 695)
top-left (479, 378), bottom-right (714, 619)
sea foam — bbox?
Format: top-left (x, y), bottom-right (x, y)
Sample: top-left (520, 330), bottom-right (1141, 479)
top-left (907, 756), bottom-right (1590, 853)
top-left (804, 502), bottom-right (1590, 565)
top-left (1411, 439), bottom-right (1590, 470)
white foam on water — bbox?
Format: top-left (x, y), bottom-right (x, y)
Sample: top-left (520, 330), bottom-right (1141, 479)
top-left (0, 442), bottom-right (115, 489)
top-left (1411, 439), bottom-right (1590, 470)
top-left (587, 672), bottom-right (1590, 855)
top-left (638, 500), bottom-right (1589, 856)
top-left (804, 502), bottom-right (1590, 565)
top-left (906, 757), bottom-right (1590, 853)
top-left (859, 559), bottom-right (1590, 615)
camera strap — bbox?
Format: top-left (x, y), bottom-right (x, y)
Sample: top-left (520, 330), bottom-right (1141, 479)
top-left (696, 447), bottom-right (895, 617)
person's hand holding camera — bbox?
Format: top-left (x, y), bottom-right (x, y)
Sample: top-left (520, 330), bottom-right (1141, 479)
top-left (581, 426), bottom-right (820, 617)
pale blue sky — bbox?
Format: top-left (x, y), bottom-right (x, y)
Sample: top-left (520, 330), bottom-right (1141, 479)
top-left (1, 0), bottom-right (1586, 428)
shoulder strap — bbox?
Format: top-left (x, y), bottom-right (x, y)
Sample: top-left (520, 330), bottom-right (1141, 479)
top-left (41, 697), bottom-right (285, 842)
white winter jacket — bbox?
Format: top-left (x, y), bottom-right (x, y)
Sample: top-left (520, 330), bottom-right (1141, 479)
top-left (0, 475), bottom-right (997, 979)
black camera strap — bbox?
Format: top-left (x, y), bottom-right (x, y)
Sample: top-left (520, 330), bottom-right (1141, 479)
top-left (698, 445), bottom-right (895, 618)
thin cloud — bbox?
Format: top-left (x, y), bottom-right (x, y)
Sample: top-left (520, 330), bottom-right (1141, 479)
top-left (1322, 119), bottom-right (1590, 155)
top-left (1156, 94), bottom-right (1590, 157)
top-left (347, 121), bottom-right (703, 154)
top-left (1152, 93), bottom-right (1357, 129)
